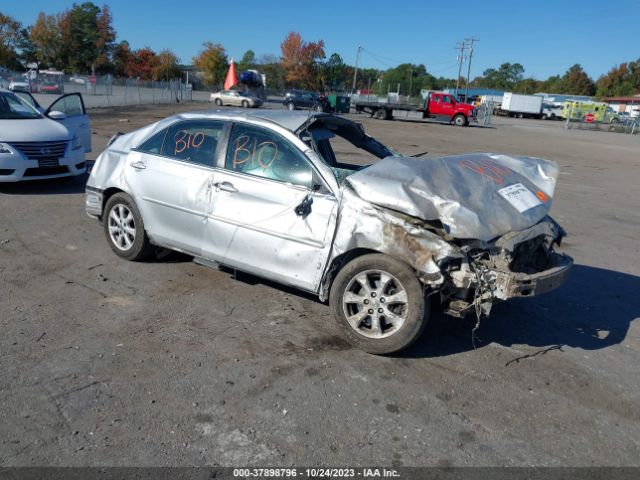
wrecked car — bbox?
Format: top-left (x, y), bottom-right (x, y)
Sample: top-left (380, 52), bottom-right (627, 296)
top-left (85, 110), bottom-right (572, 354)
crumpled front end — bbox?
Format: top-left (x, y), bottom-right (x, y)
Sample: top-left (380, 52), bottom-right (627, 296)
top-left (321, 186), bottom-right (572, 318)
top-left (443, 216), bottom-right (572, 318)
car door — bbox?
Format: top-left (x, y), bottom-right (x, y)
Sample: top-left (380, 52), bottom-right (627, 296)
top-left (203, 121), bottom-right (338, 292)
top-left (125, 119), bottom-right (226, 256)
top-left (438, 95), bottom-right (456, 118)
top-left (230, 91), bottom-right (242, 106)
top-left (45, 93), bottom-right (92, 152)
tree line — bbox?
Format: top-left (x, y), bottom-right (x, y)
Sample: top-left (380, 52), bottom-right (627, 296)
top-left (1, 5), bottom-right (638, 97)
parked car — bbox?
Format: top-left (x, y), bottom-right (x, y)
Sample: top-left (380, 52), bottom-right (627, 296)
top-left (283, 89), bottom-right (328, 111)
top-left (85, 110), bottom-right (572, 354)
top-left (209, 90), bottom-right (262, 108)
top-left (39, 80), bottom-right (65, 94)
top-left (0, 90), bottom-right (92, 182)
top-left (8, 79), bottom-right (33, 93)
top-left (69, 75), bottom-right (87, 85)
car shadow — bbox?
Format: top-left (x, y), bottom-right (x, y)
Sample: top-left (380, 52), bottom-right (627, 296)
top-left (188, 262), bottom-right (638, 358)
top-left (0, 171), bottom-right (90, 195)
top-left (400, 264), bottom-right (639, 359)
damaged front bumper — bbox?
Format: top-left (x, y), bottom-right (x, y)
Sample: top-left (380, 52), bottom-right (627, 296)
top-left (492, 252), bottom-right (573, 300)
top-left (444, 217), bottom-right (573, 318)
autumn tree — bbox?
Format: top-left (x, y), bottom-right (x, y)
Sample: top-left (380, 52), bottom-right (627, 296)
top-left (596, 60), bottom-right (640, 97)
top-left (113, 40), bottom-right (132, 77)
top-left (29, 12), bottom-right (66, 69)
top-left (193, 42), bottom-right (228, 87)
top-left (125, 47), bottom-right (157, 80)
top-left (151, 49), bottom-right (181, 81)
top-left (0, 13), bottom-right (25, 70)
top-left (94, 4), bottom-right (116, 72)
top-left (280, 32), bottom-right (325, 89)
top-left (560, 64), bottom-right (595, 96)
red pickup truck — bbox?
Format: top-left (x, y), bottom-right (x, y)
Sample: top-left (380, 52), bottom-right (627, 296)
top-left (354, 91), bottom-right (477, 126)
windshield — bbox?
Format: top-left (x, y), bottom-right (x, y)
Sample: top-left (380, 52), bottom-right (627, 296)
top-left (0, 92), bottom-right (42, 119)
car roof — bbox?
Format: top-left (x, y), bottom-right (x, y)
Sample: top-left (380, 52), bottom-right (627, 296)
top-left (170, 109), bottom-right (332, 133)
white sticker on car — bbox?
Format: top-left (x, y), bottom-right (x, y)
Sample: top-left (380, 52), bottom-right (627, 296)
top-left (498, 183), bottom-right (542, 213)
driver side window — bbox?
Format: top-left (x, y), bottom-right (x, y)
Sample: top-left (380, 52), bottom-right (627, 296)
top-left (225, 123), bottom-right (314, 188)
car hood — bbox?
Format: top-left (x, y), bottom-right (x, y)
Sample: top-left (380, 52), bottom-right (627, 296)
top-left (345, 152), bottom-right (559, 242)
top-left (0, 118), bottom-right (70, 142)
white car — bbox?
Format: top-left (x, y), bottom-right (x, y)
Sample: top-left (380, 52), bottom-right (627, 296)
top-left (8, 80), bottom-right (32, 93)
top-left (0, 90), bottom-right (92, 182)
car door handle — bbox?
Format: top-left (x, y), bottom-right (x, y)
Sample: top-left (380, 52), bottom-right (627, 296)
top-left (130, 161), bottom-right (146, 170)
top-left (214, 181), bottom-right (237, 193)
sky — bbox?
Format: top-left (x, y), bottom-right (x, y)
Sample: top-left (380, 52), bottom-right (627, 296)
top-left (3, 0), bottom-right (640, 80)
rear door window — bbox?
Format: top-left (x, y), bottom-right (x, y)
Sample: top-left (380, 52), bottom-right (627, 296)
top-left (160, 120), bottom-right (224, 167)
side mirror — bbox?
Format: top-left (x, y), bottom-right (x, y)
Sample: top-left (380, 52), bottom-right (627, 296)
top-left (48, 110), bottom-right (66, 120)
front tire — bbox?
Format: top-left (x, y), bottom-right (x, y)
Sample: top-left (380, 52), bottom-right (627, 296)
top-left (330, 254), bottom-right (428, 354)
top-left (214, 98), bottom-right (223, 106)
top-left (453, 114), bottom-right (467, 126)
top-left (103, 193), bottom-right (152, 261)
top-left (286, 102), bottom-right (295, 111)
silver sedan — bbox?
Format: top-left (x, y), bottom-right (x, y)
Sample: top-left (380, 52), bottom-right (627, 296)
top-left (85, 110), bottom-right (571, 354)
top-left (209, 90), bottom-right (263, 108)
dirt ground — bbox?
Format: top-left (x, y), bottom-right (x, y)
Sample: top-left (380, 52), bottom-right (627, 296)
top-left (1, 102), bottom-right (639, 467)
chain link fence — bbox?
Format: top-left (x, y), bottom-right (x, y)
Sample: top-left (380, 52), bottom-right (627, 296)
top-left (0, 68), bottom-right (210, 108)
top-left (565, 116), bottom-right (639, 135)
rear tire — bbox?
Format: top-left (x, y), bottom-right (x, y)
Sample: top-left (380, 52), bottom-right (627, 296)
top-left (453, 114), bottom-right (467, 126)
top-left (330, 254), bottom-right (428, 355)
top-left (374, 109), bottom-right (387, 120)
top-left (241, 100), bottom-right (249, 108)
top-left (103, 193), bottom-right (153, 261)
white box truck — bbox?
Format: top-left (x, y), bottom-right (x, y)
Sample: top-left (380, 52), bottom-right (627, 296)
top-left (497, 92), bottom-right (543, 118)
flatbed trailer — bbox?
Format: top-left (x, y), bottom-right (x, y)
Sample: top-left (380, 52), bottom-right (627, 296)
top-left (353, 91), bottom-right (477, 126)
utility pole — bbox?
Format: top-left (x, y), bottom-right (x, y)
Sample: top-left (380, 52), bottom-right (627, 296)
top-left (464, 38), bottom-right (479, 102)
top-left (454, 41), bottom-right (466, 100)
top-left (351, 45), bottom-right (362, 95)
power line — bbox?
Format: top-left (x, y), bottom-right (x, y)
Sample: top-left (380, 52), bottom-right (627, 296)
top-left (464, 38), bottom-right (479, 100)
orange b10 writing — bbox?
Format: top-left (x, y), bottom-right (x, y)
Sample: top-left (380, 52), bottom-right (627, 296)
top-left (174, 130), bottom-right (206, 155)
top-left (232, 135), bottom-right (278, 169)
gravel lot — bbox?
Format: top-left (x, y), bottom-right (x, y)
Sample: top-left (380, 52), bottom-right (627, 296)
top-left (1, 103), bottom-right (639, 467)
